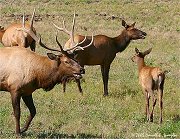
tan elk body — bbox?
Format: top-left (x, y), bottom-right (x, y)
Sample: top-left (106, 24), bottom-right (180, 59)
top-left (0, 10), bottom-right (36, 51)
top-left (54, 15), bottom-right (147, 96)
top-left (132, 48), bottom-right (165, 123)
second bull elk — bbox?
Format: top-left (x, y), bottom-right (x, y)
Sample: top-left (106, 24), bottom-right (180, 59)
top-left (0, 12), bottom-right (93, 136)
top-left (0, 9), bottom-right (36, 51)
top-left (54, 14), bottom-right (147, 96)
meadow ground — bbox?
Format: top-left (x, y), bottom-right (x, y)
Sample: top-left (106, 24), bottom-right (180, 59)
top-left (0, 0), bottom-right (180, 138)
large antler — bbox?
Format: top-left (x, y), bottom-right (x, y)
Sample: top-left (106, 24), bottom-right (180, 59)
top-left (53, 12), bottom-right (93, 52)
top-left (17, 11), bottom-right (62, 53)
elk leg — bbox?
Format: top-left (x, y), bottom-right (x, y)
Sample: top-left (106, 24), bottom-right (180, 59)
top-left (101, 64), bottom-right (110, 96)
top-left (158, 89), bottom-right (163, 124)
top-left (76, 79), bottom-right (83, 93)
top-left (62, 79), bottom-right (67, 93)
top-left (144, 90), bottom-right (150, 122)
top-left (158, 77), bottom-right (164, 124)
top-left (20, 95), bottom-right (36, 133)
top-left (11, 93), bottom-right (21, 136)
top-left (158, 87), bottom-right (164, 124)
top-left (150, 94), bottom-right (157, 122)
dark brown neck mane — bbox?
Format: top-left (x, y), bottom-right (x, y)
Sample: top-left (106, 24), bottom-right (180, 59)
top-left (35, 59), bottom-right (64, 91)
top-left (113, 30), bottom-right (131, 53)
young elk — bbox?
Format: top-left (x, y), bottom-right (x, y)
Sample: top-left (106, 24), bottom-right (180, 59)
top-left (53, 13), bottom-right (147, 96)
top-left (0, 9), bottom-right (36, 51)
top-left (0, 12), bottom-right (93, 136)
top-left (131, 48), bottom-right (165, 124)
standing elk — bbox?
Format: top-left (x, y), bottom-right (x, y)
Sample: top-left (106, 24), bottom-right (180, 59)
top-left (131, 48), bottom-right (166, 123)
top-left (0, 9), bottom-right (36, 51)
top-left (0, 12), bottom-right (93, 136)
top-left (53, 13), bottom-right (147, 96)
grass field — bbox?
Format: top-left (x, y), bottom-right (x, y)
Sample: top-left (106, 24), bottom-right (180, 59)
top-left (0, 0), bottom-right (180, 138)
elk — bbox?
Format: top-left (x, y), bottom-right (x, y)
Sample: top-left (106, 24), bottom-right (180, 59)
top-left (53, 14), bottom-right (147, 96)
top-left (0, 12), bottom-right (93, 136)
top-left (0, 9), bottom-right (36, 51)
top-left (131, 48), bottom-right (166, 123)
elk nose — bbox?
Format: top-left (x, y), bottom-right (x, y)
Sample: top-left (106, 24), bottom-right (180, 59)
top-left (142, 32), bottom-right (147, 36)
top-left (80, 68), bottom-right (85, 74)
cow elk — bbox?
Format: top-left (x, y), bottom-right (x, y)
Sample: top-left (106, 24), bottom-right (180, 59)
top-left (0, 12), bottom-right (94, 136)
top-left (131, 48), bottom-right (166, 124)
top-left (53, 13), bottom-right (147, 96)
top-left (0, 9), bottom-right (36, 51)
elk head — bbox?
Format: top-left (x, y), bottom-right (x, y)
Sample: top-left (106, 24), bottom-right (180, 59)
top-left (131, 47), bottom-right (152, 63)
top-left (47, 52), bottom-right (84, 80)
top-left (122, 20), bottom-right (147, 40)
top-left (17, 11), bottom-right (85, 80)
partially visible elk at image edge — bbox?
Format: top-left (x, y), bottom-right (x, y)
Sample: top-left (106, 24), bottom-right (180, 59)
top-left (0, 9), bottom-right (37, 51)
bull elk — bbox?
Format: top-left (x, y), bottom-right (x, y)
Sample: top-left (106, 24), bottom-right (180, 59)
top-left (0, 12), bottom-right (93, 136)
top-left (131, 48), bottom-right (166, 123)
top-left (0, 9), bottom-right (36, 51)
top-left (54, 14), bottom-right (147, 96)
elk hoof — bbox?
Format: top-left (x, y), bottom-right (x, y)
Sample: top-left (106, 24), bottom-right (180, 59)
top-left (150, 114), bottom-right (153, 122)
top-left (20, 128), bottom-right (27, 133)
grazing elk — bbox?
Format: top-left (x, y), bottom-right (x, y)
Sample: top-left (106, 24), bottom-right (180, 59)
top-left (0, 9), bottom-right (36, 51)
top-left (53, 13), bottom-right (147, 96)
top-left (131, 48), bottom-right (166, 123)
top-left (0, 12), bottom-right (93, 136)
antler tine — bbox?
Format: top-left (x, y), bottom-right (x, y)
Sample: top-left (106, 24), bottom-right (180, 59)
top-left (22, 13), bottom-right (25, 28)
top-left (70, 11), bottom-right (76, 46)
top-left (53, 19), bottom-right (71, 36)
top-left (64, 34), bottom-right (94, 52)
top-left (30, 8), bottom-right (35, 30)
top-left (73, 34), bottom-right (94, 51)
top-left (80, 33), bottom-right (94, 49)
top-left (55, 33), bottom-right (66, 53)
top-left (64, 36), bottom-right (87, 51)
top-left (17, 12), bottom-right (61, 52)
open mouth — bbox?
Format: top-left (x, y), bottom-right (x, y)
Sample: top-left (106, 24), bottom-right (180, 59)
top-left (140, 35), bottom-right (146, 39)
top-left (73, 73), bottom-right (82, 79)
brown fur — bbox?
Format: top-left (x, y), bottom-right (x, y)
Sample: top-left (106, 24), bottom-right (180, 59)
top-left (0, 47), bottom-right (84, 136)
top-left (0, 23), bottom-right (36, 51)
top-left (63, 20), bottom-right (147, 96)
top-left (132, 48), bottom-right (165, 123)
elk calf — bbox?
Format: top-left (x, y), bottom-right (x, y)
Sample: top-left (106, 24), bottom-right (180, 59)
top-left (132, 48), bottom-right (165, 123)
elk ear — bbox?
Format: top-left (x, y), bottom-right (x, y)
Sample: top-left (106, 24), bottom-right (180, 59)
top-left (122, 20), bottom-right (128, 28)
top-left (143, 48), bottom-right (152, 56)
top-left (131, 22), bottom-right (136, 27)
top-left (47, 53), bottom-right (59, 61)
top-left (135, 48), bottom-right (140, 54)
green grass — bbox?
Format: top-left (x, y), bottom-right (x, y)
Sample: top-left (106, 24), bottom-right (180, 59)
top-left (0, 0), bottom-right (180, 138)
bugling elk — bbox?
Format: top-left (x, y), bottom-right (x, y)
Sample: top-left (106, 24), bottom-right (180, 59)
top-left (131, 48), bottom-right (166, 123)
top-left (53, 13), bottom-right (147, 96)
top-left (0, 12), bottom-right (93, 136)
top-left (0, 9), bottom-right (37, 51)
